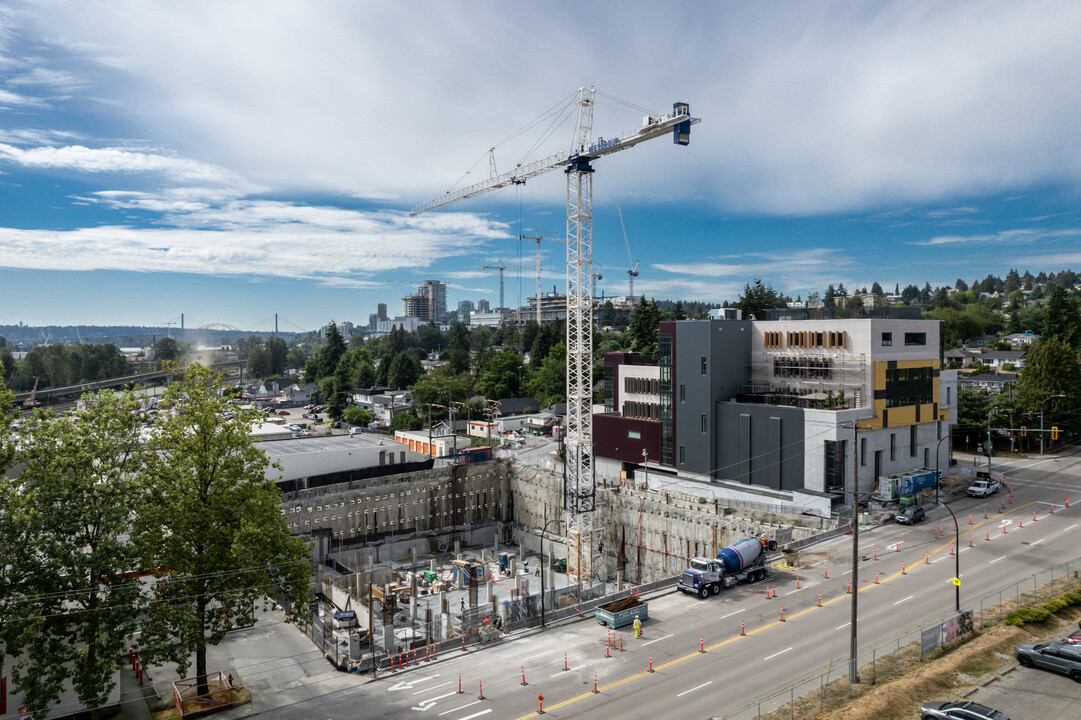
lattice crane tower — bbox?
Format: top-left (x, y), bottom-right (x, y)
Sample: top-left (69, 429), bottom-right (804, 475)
top-left (412, 87), bottom-right (698, 584)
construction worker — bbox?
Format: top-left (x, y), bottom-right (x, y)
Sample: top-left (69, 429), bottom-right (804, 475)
top-left (633, 614), bottom-right (642, 640)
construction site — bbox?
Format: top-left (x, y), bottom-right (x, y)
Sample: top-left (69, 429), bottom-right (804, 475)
top-left (298, 454), bottom-right (830, 671)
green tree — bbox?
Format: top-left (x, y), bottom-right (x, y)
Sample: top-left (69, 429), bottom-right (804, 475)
top-left (247, 345), bottom-right (272, 378)
top-left (133, 364), bottom-right (310, 695)
top-left (1, 391), bottom-right (147, 718)
top-left (1042, 285), bottom-right (1080, 348)
top-left (1017, 338), bottom-right (1081, 432)
top-left (154, 336), bottom-right (184, 366)
top-left (342, 406), bottom-right (374, 426)
top-left (390, 410), bottom-right (423, 431)
top-left (386, 352), bottom-right (423, 389)
top-left (527, 341), bottom-right (566, 407)
top-left (410, 369), bottom-right (471, 408)
top-left (266, 336), bottom-right (289, 375)
top-left (627, 298), bottom-right (660, 361)
top-left (478, 350), bottom-right (525, 399)
top-left (286, 346), bottom-right (307, 373)
top-left (317, 322), bottom-right (348, 380)
top-left (736, 279), bottom-right (784, 320)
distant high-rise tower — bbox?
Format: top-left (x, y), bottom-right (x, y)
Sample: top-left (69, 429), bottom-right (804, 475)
top-left (457, 300), bottom-right (475, 323)
top-left (477, 298), bottom-right (491, 313)
top-left (377, 303), bottom-right (388, 321)
top-left (421, 280), bottom-right (447, 323)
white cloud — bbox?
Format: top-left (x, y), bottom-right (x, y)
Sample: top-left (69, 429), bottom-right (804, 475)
top-left (7, 1), bottom-right (1079, 214)
top-left (0, 198), bottom-right (508, 284)
top-left (0, 87), bottom-right (40, 106)
top-left (918, 228), bottom-right (1081, 246)
top-left (0, 142), bottom-right (243, 185)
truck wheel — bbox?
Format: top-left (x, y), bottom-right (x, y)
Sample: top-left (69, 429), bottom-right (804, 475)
top-left (710, 583), bottom-right (721, 595)
top-left (746, 571), bottom-right (758, 584)
top-left (756, 570), bottom-right (766, 583)
top-left (698, 586), bottom-right (708, 599)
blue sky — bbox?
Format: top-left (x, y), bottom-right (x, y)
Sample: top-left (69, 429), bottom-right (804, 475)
top-left (1, 2), bottom-right (1079, 331)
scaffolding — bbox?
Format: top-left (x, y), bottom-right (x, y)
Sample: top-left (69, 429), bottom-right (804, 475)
top-left (744, 351), bottom-right (868, 409)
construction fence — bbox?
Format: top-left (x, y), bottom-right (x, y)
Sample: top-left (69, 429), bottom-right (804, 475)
top-left (719, 553), bottom-right (1081, 720)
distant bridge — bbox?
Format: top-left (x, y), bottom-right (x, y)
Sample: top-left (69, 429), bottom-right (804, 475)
top-left (11, 360), bottom-right (247, 406)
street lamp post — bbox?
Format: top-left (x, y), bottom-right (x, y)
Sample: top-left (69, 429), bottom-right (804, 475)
top-left (539, 515), bottom-right (561, 628)
top-left (933, 432), bottom-right (960, 613)
top-left (1039, 394), bottom-right (1067, 455)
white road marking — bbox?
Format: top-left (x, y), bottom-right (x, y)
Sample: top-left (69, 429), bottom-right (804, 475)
top-left (677, 681), bottom-right (713, 697)
top-left (1065, 524), bottom-right (1078, 532)
top-left (842, 569), bottom-right (852, 575)
top-left (894, 595), bottom-right (914, 605)
top-left (518, 650), bottom-right (554, 662)
top-left (411, 691), bottom-right (457, 711)
top-left (785, 588), bottom-right (803, 595)
top-left (414, 682), bottom-right (452, 695)
top-left (836, 622), bottom-right (850, 630)
top-left (459, 710), bottom-right (492, 720)
top-left (439, 701), bottom-right (480, 716)
top-left (764, 647), bottom-right (793, 661)
top-left (990, 556), bottom-right (1008, 564)
top-left (720, 610), bottom-right (742, 619)
top-left (1032, 538), bottom-right (1045, 546)
top-left (642, 633), bottom-right (674, 646)
top-left (388, 675), bottom-right (437, 691)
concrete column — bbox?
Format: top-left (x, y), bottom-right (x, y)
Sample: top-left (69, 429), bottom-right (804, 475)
top-left (617, 569), bottom-right (623, 591)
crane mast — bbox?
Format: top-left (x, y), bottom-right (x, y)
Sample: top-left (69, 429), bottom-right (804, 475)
top-left (481, 261), bottom-right (506, 312)
top-left (413, 87), bottom-right (698, 588)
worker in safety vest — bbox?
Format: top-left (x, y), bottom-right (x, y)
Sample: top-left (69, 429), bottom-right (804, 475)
top-left (633, 614), bottom-right (642, 639)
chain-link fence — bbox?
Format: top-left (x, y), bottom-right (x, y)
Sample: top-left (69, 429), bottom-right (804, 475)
top-left (719, 554), bottom-right (1081, 719)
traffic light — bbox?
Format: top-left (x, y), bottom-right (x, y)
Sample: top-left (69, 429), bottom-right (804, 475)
top-left (1020, 426), bottom-right (1027, 437)
top-left (1052, 426), bottom-right (1059, 440)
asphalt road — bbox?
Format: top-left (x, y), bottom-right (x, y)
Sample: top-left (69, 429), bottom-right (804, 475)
top-left (252, 448), bottom-right (1081, 720)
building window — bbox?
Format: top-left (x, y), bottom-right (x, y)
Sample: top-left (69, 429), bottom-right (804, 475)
top-left (679, 445), bottom-right (685, 464)
top-left (700, 356), bottom-right (707, 375)
top-left (885, 366), bottom-right (934, 408)
top-left (824, 439), bottom-right (846, 492)
top-left (910, 425), bottom-right (917, 456)
top-left (882, 332), bottom-right (892, 346)
top-left (860, 437), bottom-right (866, 466)
top-left (905, 332), bottom-right (926, 346)
top-left (659, 334), bottom-right (674, 466)
top-left (701, 414), bottom-right (707, 433)
top-left (890, 433), bottom-right (897, 461)
top-left (680, 384), bottom-right (686, 402)
top-left (947, 386), bottom-right (952, 405)
top-left (604, 363), bottom-right (614, 412)
top-left (627, 430), bottom-right (641, 440)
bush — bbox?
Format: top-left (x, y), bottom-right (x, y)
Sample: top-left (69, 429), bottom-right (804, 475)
top-left (1004, 607), bottom-right (1050, 626)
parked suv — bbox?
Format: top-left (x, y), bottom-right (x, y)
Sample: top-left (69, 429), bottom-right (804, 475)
top-left (1015, 640), bottom-right (1081, 682)
top-left (895, 505), bottom-right (926, 525)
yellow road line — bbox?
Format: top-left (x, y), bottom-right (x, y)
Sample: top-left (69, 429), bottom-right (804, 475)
top-left (511, 498), bottom-right (1056, 719)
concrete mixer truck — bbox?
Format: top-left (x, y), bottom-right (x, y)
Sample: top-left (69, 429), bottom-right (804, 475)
top-left (676, 536), bottom-right (778, 598)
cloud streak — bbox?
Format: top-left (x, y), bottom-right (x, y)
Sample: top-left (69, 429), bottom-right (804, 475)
top-left (0, 197), bottom-right (509, 285)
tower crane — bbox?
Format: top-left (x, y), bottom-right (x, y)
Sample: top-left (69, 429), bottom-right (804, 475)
top-left (413, 87), bottom-right (698, 584)
top-left (519, 232), bottom-right (565, 325)
top-left (481, 261), bottom-right (507, 312)
top-left (618, 205), bottom-right (640, 302)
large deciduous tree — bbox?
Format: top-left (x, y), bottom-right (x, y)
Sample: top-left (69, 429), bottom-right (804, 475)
top-left (1, 391), bottom-right (147, 719)
top-left (1017, 338), bottom-right (1081, 433)
top-left (134, 364), bottom-right (310, 695)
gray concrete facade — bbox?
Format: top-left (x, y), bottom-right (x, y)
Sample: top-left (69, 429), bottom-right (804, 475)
top-left (668, 319), bottom-right (751, 478)
top-left (716, 401), bottom-right (805, 490)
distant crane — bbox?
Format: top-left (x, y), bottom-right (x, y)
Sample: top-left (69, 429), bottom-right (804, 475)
top-left (481, 260), bottom-right (507, 311)
top-left (23, 377), bottom-right (40, 408)
top-left (592, 265), bottom-right (603, 303)
top-left (519, 232), bottom-right (565, 325)
top-left (618, 205), bottom-right (639, 302)
top-left (412, 87), bottom-right (698, 584)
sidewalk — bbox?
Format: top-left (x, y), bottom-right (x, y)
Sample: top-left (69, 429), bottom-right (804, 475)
top-left (117, 659), bottom-right (155, 720)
